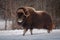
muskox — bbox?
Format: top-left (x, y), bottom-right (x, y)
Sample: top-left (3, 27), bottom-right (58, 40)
top-left (16, 7), bottom-right (55, 36)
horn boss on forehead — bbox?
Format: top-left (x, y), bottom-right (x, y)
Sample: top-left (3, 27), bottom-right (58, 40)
top-left (17, 7), bottom-right (30, 17)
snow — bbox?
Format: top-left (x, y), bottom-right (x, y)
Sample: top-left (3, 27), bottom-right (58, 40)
top-left (0, 20), bottom-right (60, 40)
top-left (0, 20), bottom-right (5, 29)
top-left (0, 20), bottom-right (12, 30)
top-left (0, 29), bottom-right (60, 40)
top-left (0, 29), bottom-right (47, 36)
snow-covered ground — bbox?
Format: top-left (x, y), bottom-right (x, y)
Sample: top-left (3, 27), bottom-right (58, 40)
top-left (0, 20), bottom-right (12, 30)
top-left (0, 29), bottom-right (60, 40)
top-left (0, 20), bottom-right (60, 40)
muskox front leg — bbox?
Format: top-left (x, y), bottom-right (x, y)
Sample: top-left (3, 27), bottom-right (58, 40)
top-left (30, 29), bottom-right (33, 35)
top-left (23, 28), bottom-right (28, 36)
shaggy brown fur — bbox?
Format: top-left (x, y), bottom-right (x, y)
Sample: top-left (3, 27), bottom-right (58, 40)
top-left (16, 7), bottom-right (55, 36)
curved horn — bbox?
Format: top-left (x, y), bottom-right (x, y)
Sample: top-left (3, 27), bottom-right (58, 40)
top-left (23, 9), bottom-right (30, 17)
top-left (17, 7), bottom-right (30, 17)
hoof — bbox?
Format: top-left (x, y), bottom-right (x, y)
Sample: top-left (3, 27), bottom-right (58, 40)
top-left (23, 34), bottom-right (25, 36)
top-left (48, 30), bottom-right (50, 33)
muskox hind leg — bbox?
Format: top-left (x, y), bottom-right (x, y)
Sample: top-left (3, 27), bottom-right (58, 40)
top-left (44, 25), bottom-right (51, 33)
top-left (47, 23), bottom-right (54, 33)
top-left (48, 27), bottom-right (53, 33)
top-left (23, 28), bottom-right (28, 36)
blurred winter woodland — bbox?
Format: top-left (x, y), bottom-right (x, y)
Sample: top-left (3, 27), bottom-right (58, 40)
top-left (0, 0), bottom-right (60, 30)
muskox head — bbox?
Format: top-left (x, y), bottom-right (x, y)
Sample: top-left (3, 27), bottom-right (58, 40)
top-left (16, 7), bottom-right (31, 24)
top-left (16, 7), bottom-right (36, 23)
